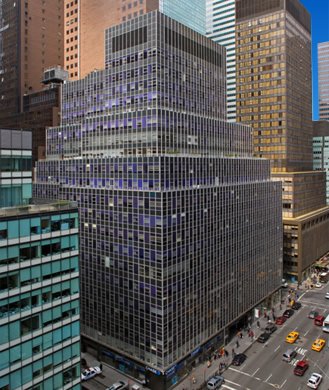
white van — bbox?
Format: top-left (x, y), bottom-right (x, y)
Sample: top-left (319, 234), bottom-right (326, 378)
top-left (207, 375), bottom-right (225, 389)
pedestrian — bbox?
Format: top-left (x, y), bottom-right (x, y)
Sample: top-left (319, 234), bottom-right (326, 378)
top-left (279, 303), bottom-right (282, 310)
top-left (239, 331), bottom-right (243, 339)
top-left (273, 314), bottom-right (276, 321)
top-left (99, 363), bottom-right (103, 371)
top-left (257, 320), bottom-right (260, 328)
top-left (236, 340), bottom-right (239, 348)
top-left (232, 348), bottom-right (235, 356)
top-left (224, 349), bottom-right (229, 357)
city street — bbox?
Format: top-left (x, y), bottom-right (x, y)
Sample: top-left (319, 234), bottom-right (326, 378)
top-left (81, 284), bottom-right (329, 390)
top-left (222, 286), bottom-right (329, 390)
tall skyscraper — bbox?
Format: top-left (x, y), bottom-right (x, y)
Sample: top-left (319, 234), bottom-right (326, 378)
top-left (318, 41), bottom-right (329, 121)
top-left (313, 121), bottom-right (329, 204)
top-left (0, 130), bottom-right (80, 390)
top-left (0, 0), bottom-right (64, 122)
top-left (64, 0), bottom-right (206, 80)
top-left (207, 0), bottom-right (237, 121)
top-left (235, 0), bottom-right (329, 282)
top-left (35, 11), bottom-right (282, 389)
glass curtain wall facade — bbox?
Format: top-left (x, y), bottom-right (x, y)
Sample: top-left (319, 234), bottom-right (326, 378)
top-left (318, 41), bottom-right (329, 121)
top-left (0, 204), bottom-right (80, 390)
top-left (236, 0), bottom-right (313, 173)
top-left (0, 130), bottom-right (80, 390)
top-left (0, 130), bottom-right (32, 208)
top-left (235, 0), bottom-right (329, 282)
top-left (159, 0), bottom-right (206, 34)
top-left (35, 11), bottom-right (282, 389)
top-left (313, 121), bottom-right (329, 204)
top-left (206, 0), bottom-right (237, 121)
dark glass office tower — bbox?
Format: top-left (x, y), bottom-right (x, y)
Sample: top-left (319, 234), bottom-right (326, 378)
top-left (35, 12), bottom-right (282, 389)
top-left (318, 42), bottom-right (329, 121)
top-left (236, 0), bottom-right (329, 282)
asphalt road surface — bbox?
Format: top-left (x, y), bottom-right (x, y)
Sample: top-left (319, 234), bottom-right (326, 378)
top-left (222, 285), bottom-right (329, 390)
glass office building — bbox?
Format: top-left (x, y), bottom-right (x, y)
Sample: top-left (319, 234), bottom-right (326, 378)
top-left (207, 0), bottom-right (237, 121)
top-left (313, 121), bottom-right (329, 204)
top-left (159, 0), bottom-right (206, 34)
top-left (318, 42), bottom-right (329, 121)
top-left (0, 130), bottom-right (32, 208)
top-left (0, 130), bottom-right (80, 390)
top-left (35, 12), bottom-right (282, 389)
top-left (235, 0), bottom-right (329, 283)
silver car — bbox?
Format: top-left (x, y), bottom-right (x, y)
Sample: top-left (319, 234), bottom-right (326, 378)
top-left (207, 375), bottom-right (225, 389)
top-left (106, 380), bottom-right (129, 390)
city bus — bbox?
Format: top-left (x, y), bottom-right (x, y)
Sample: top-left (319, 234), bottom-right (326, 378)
top-left (322, 314), bottom-right (329, 333)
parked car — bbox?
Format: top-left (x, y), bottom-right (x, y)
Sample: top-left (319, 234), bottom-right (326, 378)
top-left (265, 323), bottom-right (277, 333)
top-left (106, 380), bottom-right (129, 390)
top-left (207, 375), bottom-right (225, 389)
top-left (311, 338), bottom-right (326, 352)
top-left (81, 366), bottom-right (102, 381)
top-left (286, 331), bottom-right (299, 344)
top-left (283, 309), bottom-right (294, 318)
top-left (307, 373), bottom-right (322, 388)
top-left (257, 332), bottom-right (270, 343)
top-left (294, 360), bottom-right (309, 376)
top-left (276, 316), bottom-right (287, 325)
top-left (308, 310), bottom-right (319, 319)
top-left (325, 292), bottom-right (329, 299)
top-left (315, 282), bottom-right (322, 288)
top-left (232, 353), bottom-right (247, 366)
top-left (291, 302), bottom-right (302, 310)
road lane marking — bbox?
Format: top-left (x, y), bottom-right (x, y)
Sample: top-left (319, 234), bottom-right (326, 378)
top-left (298, 292), bottom-right (306, 300)
top-left (228, 367), bottom-right (261, 380)
top-left (265, 374), bottom-right (272, 382)
top-left (222, 384), bottom-right (241, 390)
top-left (304, 330), bottom-right (309, 336)
top-left (225, 379), bottom-right (242, 387)
top-left (280, 379), bottom-right (287, 389)
top-left (252, 367), bottom-right (260, 376)
top-left (296, 347), bottom-right (307, 356)
top-left (268, 383), bottom-right (280, 389)
top-left (274, 345), bottom-right (280, 352)
top-left (299, 300), bottom-right (328, 308)
top-left (224, 378), bottom-right (254, 389)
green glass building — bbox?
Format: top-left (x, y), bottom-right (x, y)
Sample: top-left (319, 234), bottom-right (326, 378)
top-left (0, 130), bottom-right (32, 208)
top-left (159, 0), bottom-right (206, 34)
top-left (0, 130), bottom-right (80, 390)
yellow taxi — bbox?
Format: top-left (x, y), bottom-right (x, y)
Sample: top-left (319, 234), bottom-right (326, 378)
top-left (285, 331), bottom-right (299, 344)
top-left (311, 338), bottom-right (326, 352)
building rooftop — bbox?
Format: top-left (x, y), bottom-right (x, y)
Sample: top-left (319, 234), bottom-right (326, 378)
top-left (0, 200), bottom-right (78, 219)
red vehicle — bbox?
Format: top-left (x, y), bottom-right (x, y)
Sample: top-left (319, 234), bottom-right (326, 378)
top-left (293, 360), bottom-right (309, 376)
top-left (314, 315), bottom-right (325, 326)
top-left (276, 316), bottom-right (287, 325)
